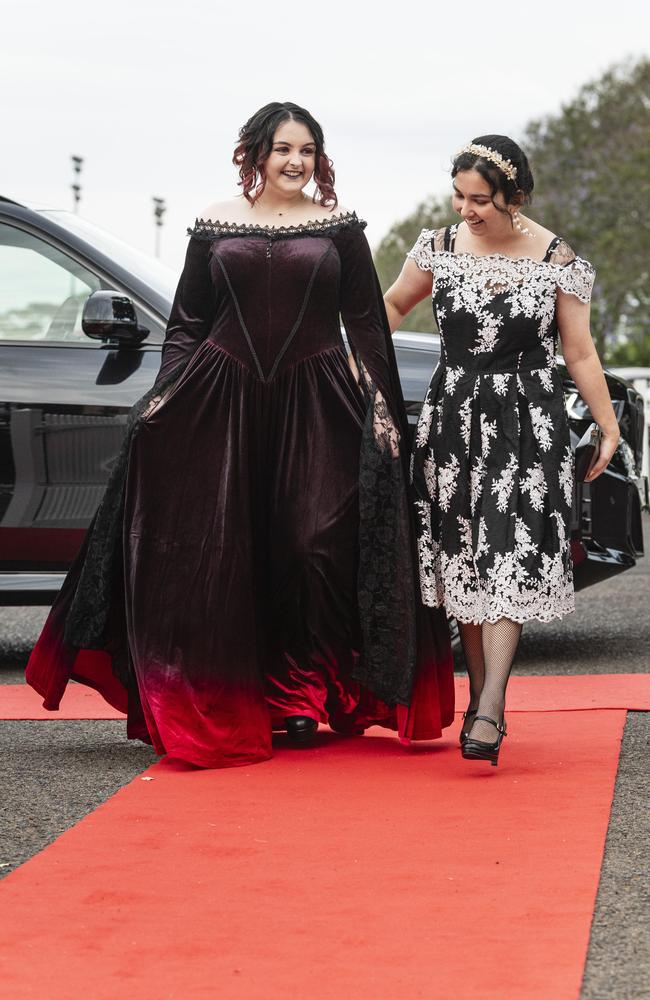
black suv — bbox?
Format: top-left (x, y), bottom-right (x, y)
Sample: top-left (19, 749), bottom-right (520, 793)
top-left (0, 196), bottom-right (646, 604)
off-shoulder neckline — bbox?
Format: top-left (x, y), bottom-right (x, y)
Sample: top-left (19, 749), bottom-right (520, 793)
top-left (435, 249), bottom-right (573, 266)
top-left (424, 224), bottom-right (572, 266)
top-left (188, 210), bottom-right (365, 240)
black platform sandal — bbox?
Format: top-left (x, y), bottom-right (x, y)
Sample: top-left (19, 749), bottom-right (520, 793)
top-left (461, 715), bottom-right (507, 767)
top-left (459, 708), bottom-right (478, 747)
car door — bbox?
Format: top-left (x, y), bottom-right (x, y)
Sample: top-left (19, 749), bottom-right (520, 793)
top-left (0, 219), bottom-right (163, 571)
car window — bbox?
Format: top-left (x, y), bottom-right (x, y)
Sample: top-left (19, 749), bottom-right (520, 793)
top-left (0, 223), bottom-right (104, 342)
top-left (42, 210), bottom-right (178, 303)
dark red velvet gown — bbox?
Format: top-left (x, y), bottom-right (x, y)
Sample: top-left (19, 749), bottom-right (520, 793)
top-left (26, 212), bottom-right (454, 767)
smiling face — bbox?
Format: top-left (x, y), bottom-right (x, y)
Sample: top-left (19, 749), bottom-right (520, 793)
top-left (452, 168), bottom-right (517, 238)
top-left (262, 119), bottom-right (316, 199)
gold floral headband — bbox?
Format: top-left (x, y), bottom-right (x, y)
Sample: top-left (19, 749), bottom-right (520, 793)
top-left (456, 143), bottom-right (518, 183)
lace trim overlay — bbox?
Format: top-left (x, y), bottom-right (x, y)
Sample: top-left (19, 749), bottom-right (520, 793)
top-left (188, 211), bottom-right (366, 241)
top-left (64, 363), bottom-right (187, 650)
top-left (407, 228), bottom-right (595, 303)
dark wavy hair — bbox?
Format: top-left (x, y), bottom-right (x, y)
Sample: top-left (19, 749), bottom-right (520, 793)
top-left (233, 102), bottom-right (337, 208)
top-left (452, 134), bottom-right (534, 220)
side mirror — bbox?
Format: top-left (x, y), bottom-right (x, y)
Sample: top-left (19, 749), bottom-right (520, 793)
top-left (82, 290), bottom-right (149, 346)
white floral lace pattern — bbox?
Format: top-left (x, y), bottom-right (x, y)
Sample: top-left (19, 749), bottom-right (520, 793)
top-left (558, 446), bottom-right (574, 507)
top-left (438, 454), bottom-right (460, 511)
top-left (406, 229), bottom-right (436, 272)
top-left (445, 366), bottom-right (465, 393)
top-left (459, 396), bottom-right (473, 454)
top-left (414, 500), bottom-right (443, 606)
top-left (492, 373), bottom-right (512, 396)
top-left (480, 415), bottom-right (497, 456)
top-left (470, 455), bottom-right (487, 515)
top-left (416, 508), bottom-right (574, 624)
top-left (415, 395), bottom-right (435, 448)
top-left (529, 405), bottom-right (554, 452)
top-left (520, 462), bottom-right (548, 512)
top-left (534, 367), bottom-right (554, 393)
top-left (409, 225), bottom-right (584, 625)
top-left (490, 453), bottom-right (519, 513)
top-left (556, 258), bottom-right (596, 303)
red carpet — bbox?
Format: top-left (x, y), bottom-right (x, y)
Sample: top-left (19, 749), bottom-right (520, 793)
top-left (3, 673), bottom-right (649, 719)
top-left (455, 672), bottom-right (650, 712)
top-left (0, 708), bottom-right (627, 999)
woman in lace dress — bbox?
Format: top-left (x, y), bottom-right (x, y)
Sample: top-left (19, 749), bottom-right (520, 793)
top-left (27, 102), bottom-right (454, 768)
top-left (384, 135), bottom-right (619, 765)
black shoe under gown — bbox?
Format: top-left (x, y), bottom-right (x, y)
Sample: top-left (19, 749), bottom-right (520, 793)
top-left (26, 212), bottom-right (454, 767)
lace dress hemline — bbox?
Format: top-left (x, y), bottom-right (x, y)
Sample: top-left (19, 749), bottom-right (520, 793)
top-left (423, 593), bottom-right (576, 626)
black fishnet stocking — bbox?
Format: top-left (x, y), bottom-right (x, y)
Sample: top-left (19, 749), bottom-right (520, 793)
top-left (468, 618), bottom-right (523, 743)
top-left (458, 622), bottom-right (485, 740)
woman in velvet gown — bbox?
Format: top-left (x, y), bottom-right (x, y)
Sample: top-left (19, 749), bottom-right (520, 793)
top-left (26, 102), bottom-right (454, 768)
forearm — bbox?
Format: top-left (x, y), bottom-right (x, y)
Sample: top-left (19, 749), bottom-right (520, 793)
top-left (564, 349), bottom-right (619, 435)
top-left (383, 296), bottom-right (405, 335)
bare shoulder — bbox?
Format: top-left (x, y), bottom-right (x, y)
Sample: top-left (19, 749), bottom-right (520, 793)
top-left (301, 202), bottom-right (352, 222)
top-left (195, 197), bottom-right (356, 227)
top-left (526, 217), bottom-right (558, 246)
top-left (527, 218), bottom-right (583, 265)
top-left (197, 197), bottom-right (248, 224)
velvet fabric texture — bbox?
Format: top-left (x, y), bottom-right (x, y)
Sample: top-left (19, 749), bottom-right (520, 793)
top-left (26, 214), bottom-right (454, 768)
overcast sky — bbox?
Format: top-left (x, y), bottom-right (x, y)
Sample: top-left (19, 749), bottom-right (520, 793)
top-left (3, 0), bottom-right (648, 272)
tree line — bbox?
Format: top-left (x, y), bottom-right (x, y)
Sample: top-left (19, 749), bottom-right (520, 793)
top-left (374, 58), bottom-right (650, 366)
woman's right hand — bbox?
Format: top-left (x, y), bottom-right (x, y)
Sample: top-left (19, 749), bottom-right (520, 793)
top-left (585, 427), bottom-right (620, 481)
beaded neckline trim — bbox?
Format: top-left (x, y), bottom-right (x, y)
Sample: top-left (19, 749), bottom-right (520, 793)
top-left (188, 210), bottom-right (365, 240)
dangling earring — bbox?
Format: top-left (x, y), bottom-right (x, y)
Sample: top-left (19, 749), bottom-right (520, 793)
top-left (512, 210), bottom-right (533, 238)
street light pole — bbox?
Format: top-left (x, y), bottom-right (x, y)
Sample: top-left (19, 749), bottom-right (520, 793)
top-left (153, 197), bottom-right (166, 258)
top-left (71, 155), bottom-right (83, 213)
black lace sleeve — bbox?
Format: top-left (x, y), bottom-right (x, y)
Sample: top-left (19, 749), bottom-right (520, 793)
top-left (333, 222), bottom-right (417, 705)
top-left (155, 236), bottom-right (216, 386)
top-left (64, 363), bottom-right (187, 650)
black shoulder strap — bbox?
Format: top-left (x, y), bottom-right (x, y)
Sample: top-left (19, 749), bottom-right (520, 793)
top-left (543, 236), bottom-right (563, 262)
top-left (443, 225), bottom-right (454, 252)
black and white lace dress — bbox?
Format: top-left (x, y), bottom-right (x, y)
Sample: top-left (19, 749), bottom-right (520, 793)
top-left (408, 224), bottom-right (595, 624)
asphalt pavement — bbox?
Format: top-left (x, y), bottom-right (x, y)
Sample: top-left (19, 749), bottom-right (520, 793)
top-left (1, 515), bottom-right (648, 999)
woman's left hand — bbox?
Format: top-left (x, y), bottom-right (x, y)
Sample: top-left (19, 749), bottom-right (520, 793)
top-left (557, 290), bottom-right (622, 485)
top-left (585, 428), bottom-right (620, 481)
